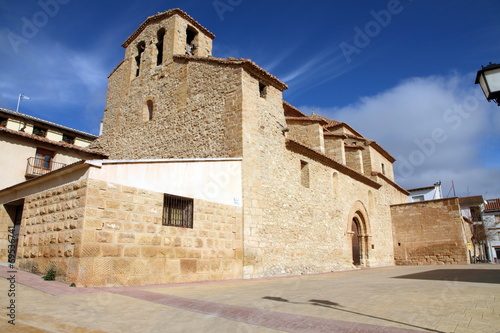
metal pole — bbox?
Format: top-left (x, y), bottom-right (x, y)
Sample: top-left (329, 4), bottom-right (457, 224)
top-left (16, 94), bottom-right (21, 112)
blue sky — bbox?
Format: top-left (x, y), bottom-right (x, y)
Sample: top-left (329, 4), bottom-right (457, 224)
top-left (1, 0), bottom-right (500, 199)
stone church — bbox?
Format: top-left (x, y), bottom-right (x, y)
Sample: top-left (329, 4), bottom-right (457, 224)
top-left (0, 9), bottom-right (409, 286)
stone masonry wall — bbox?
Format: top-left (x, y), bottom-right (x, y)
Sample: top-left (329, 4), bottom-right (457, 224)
top-left (97, 58), bottom-right (243, 160)
top-left (391, 198), bottom-right (470, 265)
top-left (14, 179), bottom-right (243, 286)
top-left (15, 180), bottom-right (87, 278)
top-left (95, 13), bottom-right (242, 161)
top-left (239, 70), bottom-right (406, 278)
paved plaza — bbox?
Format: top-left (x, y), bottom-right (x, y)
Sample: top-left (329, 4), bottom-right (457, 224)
top-left (1, 264), bottom-right (499, 332)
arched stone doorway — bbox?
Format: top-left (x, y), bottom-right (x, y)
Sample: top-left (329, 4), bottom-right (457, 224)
top-left (351, 217), bottom-right (361, 265)
top-left (347, 201), bottom-right (371, 267)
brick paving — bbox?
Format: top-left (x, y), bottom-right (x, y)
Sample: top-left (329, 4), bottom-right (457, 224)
top-left (1, 264), bottom-right (499, 332)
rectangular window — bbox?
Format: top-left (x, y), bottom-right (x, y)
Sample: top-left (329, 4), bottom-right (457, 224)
top-left (162, 194), bottom-right (193, 228)
top-left (470, 206), bottom-right (481, 222)
top-left (35, 148), bottom-right (54, 170)
top-left (0, 117), bottom-right (7, 127)
top-left (62, 134), bottom-right (75, 144)
top-left (301, 160), bottom-right (310, 188)
top-left (412, 195), bottom-right (425, 202)
top-left (259, 82), bottom-right (267, 98)
top-left (32, 126), bottom-right (47, 137)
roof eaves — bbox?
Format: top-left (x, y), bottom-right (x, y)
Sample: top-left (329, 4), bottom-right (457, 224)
top-left (0, 126), bottom-right (107, 157)
top-left (285, 117), bottom-right (329, 125)
top-left (371, 172), bottom-right (410, 195)
top-left (368, 140), bottom-right (396, 163)
top-left (407, 185), bottom-right (435, 192)
top-left (173, 55), bottom-right (288, 91)
top-left (283, 101), bottom-right (307, 117)
top-left (285, 138), bottom-right (381, 190)
top-left (0, 108), bottom-right (98, 139)
top-left (122, 8), bottom-right (216, 48)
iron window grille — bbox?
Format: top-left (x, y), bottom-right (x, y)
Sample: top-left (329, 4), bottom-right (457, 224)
top-left (162, 194), bottom-right (193, 228)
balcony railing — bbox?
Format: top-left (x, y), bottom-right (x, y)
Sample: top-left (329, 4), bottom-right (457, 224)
top-left (26, 157), bottom-right (67, 178)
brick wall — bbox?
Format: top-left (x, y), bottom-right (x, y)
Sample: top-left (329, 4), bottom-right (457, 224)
top-left (391, 198), bottom-right (471, 265)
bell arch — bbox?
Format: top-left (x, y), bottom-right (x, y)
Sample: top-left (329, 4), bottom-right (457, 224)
top-left (346, 200), bottom-right (371, 267)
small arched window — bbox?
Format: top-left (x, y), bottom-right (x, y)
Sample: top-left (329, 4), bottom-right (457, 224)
top-left (156, 28), bottom-right (165, 65)
top-left (147, 100), bottom-right (154, 121)
top-left (185, 26), bottom-right (198, 55)
top-left (143, 100), bottom-right (154, 122)
top-left (135, 41), bottom-right (146, 77)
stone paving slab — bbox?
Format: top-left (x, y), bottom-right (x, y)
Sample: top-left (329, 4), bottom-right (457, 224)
top-left (1, 264), bottom-right (499, 332)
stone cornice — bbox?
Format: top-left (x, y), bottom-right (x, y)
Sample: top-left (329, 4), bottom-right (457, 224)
top-left (285, 138), bottom-right (381, 190)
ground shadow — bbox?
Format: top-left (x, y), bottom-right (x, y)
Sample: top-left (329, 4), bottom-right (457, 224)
top-left (262, 296), bottom-right (444, 332)
top-left (393, 269), bottom-right (500, 284)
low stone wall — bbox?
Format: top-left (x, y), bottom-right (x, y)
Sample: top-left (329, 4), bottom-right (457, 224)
top-left (13, 179), bottom-right (243, 286)
top-left (391, 198), bottom-right (471, 265)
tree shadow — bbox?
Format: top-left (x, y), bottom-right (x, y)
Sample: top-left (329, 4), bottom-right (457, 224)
top-left (393, 269), bottom-right (500, 284)
top-left (262, 296), bottom-right (444, 333)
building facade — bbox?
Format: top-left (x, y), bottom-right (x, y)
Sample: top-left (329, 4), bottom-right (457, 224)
top-left (483, 198), bottom-right (500, 262)
top-left (0, 107), bottom-right (105, 190)
top-left (1, 9), bottom-right (409, 286)
top-left (459, 195), bottom-right (489, 262)
top-left (407, 182), bottom-right (442, 202)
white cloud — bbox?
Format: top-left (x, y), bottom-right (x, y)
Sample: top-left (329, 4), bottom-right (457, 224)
top-left (301, 73), bottom-right (500, 199)
top-left (0, 34), bottom-right (108, 133)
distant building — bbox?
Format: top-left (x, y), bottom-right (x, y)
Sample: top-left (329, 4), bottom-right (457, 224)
top-left (459, 195), bottom-right (488, 262)
top-left (483, 198), bottom-right (500, 262)
top-left (0, 107), bottom-right (106, 190)
top-left (407, 182), bottom-right (442, 202)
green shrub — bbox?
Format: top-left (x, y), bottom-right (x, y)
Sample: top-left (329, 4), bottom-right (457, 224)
top-left (42, 266), bottom-right (56, 281)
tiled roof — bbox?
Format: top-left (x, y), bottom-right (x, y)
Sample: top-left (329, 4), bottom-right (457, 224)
top-left (308, 114), bottom-right (342, 128)
top-left (0, 126), bottom-right (107, 157)
top-left (122, 8), bottom-right (216, 48)
top-left (485, 198), bottom-right (500, 212)
top-left (459, 195), bottom-right (484, 206)
top-left (173, 55), bottom-right (288, 91)
top-left (285, 138), bottom-right (381, 190)
top-left (285, 117), bottom-right (329, 125)
top-left (407, 185), bottom-right (435, 192)
top-left (0, 108), bottom-right (97, 139)
top-left (283, 102), bottom-right (306, 117)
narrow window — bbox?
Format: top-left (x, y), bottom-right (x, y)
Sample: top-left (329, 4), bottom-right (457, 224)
top-left (135, 41), bottom-right (146, 77)
top-left (332, 172), bottom-right (339, 194)
top-left (145, 100), bottom-right (154, 121)
top-left (62, 134), bottom-right (75, 144)
top-left (186, 26), bottom-right (198, 55)
top-left (301, 160), bottom-right (310, 188)
top-left (381, 163), bottom-right (385, 175)
top-left (32, 126), bottom-right (47, 137)
top-left (259, 82), bottom-right (267, 98)
top-left (156, 28), bottom-right (165, 65)
top-left (163, 194), bottom-right (194, 228)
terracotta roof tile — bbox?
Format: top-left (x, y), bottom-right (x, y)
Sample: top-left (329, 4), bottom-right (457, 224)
top-left (459, 195), bottom-right (484, 206)
top-left (0, 108), bottom-right (97, 139)
top-left (173, 55), bottom-right (288, 91)
top-left (283, 102), bottom-right (306, 117)
top-left (123, 8), bottom-right (215, 48)
top-left (0, 126), bottom-right (107, 157)
top-left (308, 114), bottom-right (342, 128)
top-left (485, 198), bottom-right (500, 212)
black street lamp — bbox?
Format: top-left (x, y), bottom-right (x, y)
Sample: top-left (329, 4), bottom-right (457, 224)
top-left (475, 62), bottom-right (500, 106)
